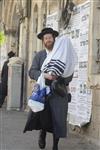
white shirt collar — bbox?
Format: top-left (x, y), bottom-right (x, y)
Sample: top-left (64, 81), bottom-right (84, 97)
top-left (45, 49), bottom-right (52, 55)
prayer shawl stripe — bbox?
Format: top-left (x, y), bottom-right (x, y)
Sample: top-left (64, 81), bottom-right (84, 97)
top-left (43, 64), bottom-right (65, 74)
top-left (50, 65), bottom-right (65, 74)
top-left (47, 69), bottom-right (63, 76)
top-left (43, 63), bottom-right (65, 72)
top-left (51, 60), bottom-right (65, 67)
top-left (48, 60), bottom-right (65, 68)
top-left (45, 62), bottom-right (65, 70)
top-left (43, 66), bottom-right (64, 76)
top-left (43, 60), bottom-right (65, 71)
top-left (50, 59), bottom-right (65, 66)
top-left (43, 59), bottom-right (65, 69)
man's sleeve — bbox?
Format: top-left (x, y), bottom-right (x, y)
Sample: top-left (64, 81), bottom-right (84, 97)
top-left (1, 64), bottom-right (5, 78)
top-left (1, 61), bottom-right (8, 79)
top-left (29, 53), bottom-right (41, 81)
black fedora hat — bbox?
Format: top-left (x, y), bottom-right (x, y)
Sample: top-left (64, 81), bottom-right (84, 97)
top-left (37, 27), bottom-right (59, 39)
top-left (8, 51), bottom-right (16, 58)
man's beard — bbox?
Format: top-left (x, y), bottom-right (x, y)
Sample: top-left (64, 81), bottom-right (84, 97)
top-left (44, 42), bottom-right (54, 50)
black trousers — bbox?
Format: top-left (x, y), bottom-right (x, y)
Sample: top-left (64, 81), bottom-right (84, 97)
top-left (0, 82), bottom-right (7, 106)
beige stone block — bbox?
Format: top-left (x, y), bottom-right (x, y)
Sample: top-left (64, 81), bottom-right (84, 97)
top-left (92, 105), bottom-right (100, 124)
top-left (99, 128), bottom-right (100, 139)
top-left (92, 90), bottom-right (100, 106)
top-left (88, 122), bottom-right (99, 139)
top-left (73, 0), bottom-right (87, 4)
top-left (82, 120), bottom-right (99, 139)
top-left (92, 124), bottom-right (100, 139)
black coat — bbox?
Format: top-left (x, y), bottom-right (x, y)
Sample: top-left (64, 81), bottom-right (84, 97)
top-left (23, 92), bottom-right (68, 138)
top-left (24, 49), bottom-right (71, 138)
top-left (0, 60), bottom-right (9, 106)
top-left (29, 50), bottom-right (47, 80)
top-left (23, 96), bottom-right (53, 133)
top-left (1, 60), bottom-right (9, 88)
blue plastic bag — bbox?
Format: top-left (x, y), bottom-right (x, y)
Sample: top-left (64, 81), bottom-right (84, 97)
top-left (28, 84), bottom-right (46, 112)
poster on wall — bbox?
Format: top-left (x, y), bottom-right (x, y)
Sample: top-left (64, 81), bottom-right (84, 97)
top-left (67, 0), bottom-right (92, 126)
top-left (46, 12), bottom-right (59, 31)
top-left (46, 0), bottom-right (92, 127)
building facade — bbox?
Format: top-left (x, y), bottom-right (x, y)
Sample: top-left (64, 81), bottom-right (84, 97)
top-left (0, 0), bottom-right (100, 146)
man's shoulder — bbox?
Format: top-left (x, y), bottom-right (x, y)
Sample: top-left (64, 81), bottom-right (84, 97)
top-left (3, 60), bottom-right (9, 65)
top-left (36, 49), bottom-right (46, 56)
top-left (37, 49), bottom-right (46, 54)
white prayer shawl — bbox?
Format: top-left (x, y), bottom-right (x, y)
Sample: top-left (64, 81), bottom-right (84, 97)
top-left (37, 35), bottom-right (77, 90)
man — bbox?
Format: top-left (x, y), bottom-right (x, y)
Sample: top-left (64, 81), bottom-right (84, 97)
top-left (29, 27), bottom-right (58, 80)
top-left (24, 28), bottom-right (75, 150)
top-left (0, 51), bottom-right (16, 108)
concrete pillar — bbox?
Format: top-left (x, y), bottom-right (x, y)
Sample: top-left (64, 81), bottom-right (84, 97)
top-left (37, 5), bottom-right (43, 51)
top-left (19, 17), bottom-right (29, 62)
top-left (18, 17), bottom-right (29, 108)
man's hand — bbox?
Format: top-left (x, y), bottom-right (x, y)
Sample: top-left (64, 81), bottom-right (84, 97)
top-left (44, 73), bottom-right (57, 80)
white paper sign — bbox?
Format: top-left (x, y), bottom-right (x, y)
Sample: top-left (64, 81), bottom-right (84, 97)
top-left (46, 1), bottom-right (92, 127)
top-left (64, 0), bottom-right (92, 126)
top-left (46, 12), bottom-right (59, 31)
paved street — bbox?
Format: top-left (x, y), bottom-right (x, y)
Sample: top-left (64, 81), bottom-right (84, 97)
top-left (0, 106), bottom-right (99, 150)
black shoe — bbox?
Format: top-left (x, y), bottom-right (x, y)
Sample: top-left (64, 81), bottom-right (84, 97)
top-left (38, 130), bottom-right (46, 149)
top-left (53, 145), bottom-right (58, 150)
top-left (53, 135), bottom-right (59, 150)
top-left (68, 93), bottom-right (71, 103)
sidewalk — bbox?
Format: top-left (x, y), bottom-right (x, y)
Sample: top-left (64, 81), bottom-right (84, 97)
top-left (0, 106), bottom-right (99, 150)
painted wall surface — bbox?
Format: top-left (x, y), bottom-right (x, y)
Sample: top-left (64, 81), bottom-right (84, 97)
top-left (0, 0), bottom-right (100, 145)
